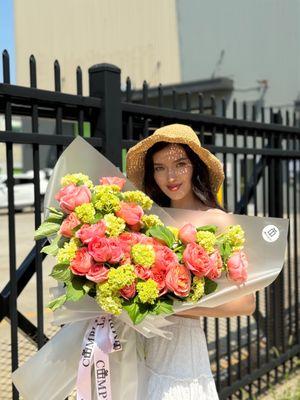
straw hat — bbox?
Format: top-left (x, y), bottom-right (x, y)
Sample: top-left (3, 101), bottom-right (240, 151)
top-left (126, 123), bottom-right (224, 195)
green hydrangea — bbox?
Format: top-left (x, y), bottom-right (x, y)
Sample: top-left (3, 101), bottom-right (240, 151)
top-left (131, 244), bottom-right (155, 268)
top-left (61, 173), bottom-right (93, 189)
top-left (136, 279), bottom-right (159, 304)
top-left (196, 231), bottom-right (216, 253)
top-left (122, 191), bottom-right (153, 210)
top-left (96, 282), bottom-right (123, 315)
top-left (94, 192), bottom-right (121, 214)
top-left (56, 238), bottom-right (79, 264)
top-left (103, 213), bottom-right (126, 237)
top-left (75, 203), bottom-right (96, 224)
top-left (94, 185), bottom-right (121, 195)
top-left (108, 264), bottom-right (136, 290)
top-left (141, 214), bottom-right (164, 229)
top-left (189, 276), bottom-right (205, 302)
top-left (223, 225), bottom-right (245, 251)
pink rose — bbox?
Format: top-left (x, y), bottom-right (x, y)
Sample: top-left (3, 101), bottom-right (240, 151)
top-left (135, 265), bottom-right (152, 280)
top-left (107, 238), bottom-right (124, 264)
top-left (151, 265), bottom-right (167, 296)
top-left (86, 263), bottom-right (109, 283)
top-left (183, 243), bottom-right (212, 277)
top-left (55, 184), bottom-right (91, 214)
top-left (154, 245), bottom-right (178, 272)
top-left (179, 223), bottom-right (197, 244)
top-left (119, 232), bottom-right (141, 253)
top-left (59, 212), bottom-right (81, 238)
top-left (227, 251), bottom-right (248, 284)
top-left (88, 237), bottom-right (111, 263)
top-left (165, 264), bottom-right (191, 297)
top-left (115, 202), bottom-right (144, 226)
top-left (120, 282), bottom-right (136, 300)
top-left (76, 220), bottom-right (106, 244)
top-left (206, 250), bottom-right (223, 280)
top-left (99, 176), bottom-right (126, 190)
top-left (70, 247), bottom-right (94, 276)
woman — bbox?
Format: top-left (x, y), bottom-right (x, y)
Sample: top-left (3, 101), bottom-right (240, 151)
top-left (126, 124), bottom-right (256, 400)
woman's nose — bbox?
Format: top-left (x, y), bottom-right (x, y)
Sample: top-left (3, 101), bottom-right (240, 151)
top-left (167, 168), bottom-right (177, 181)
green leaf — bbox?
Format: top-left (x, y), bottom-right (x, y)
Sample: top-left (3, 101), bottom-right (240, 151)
top-left (204, 277), bottom-right (218, 295)
top-left (34, 222), bottom-right (61, 240)
top-left (83, 280), bottom-right (95, 294)
top-left (66, 277), bottom-right (86, 301)
top-left (47, 294), bottom-right (67, 311)
top-left (151, 298), bottom-right (174, 315)
top-left (219, 241), bottom-right (232, 264)
top-left (49, 263), bottom-right (73, 282)
top-left (41, 235), bottom-right (62, 256)
top-left (147, 225), bottom-right (175, 248)
top-left (123, 300), bottom-right (149, 325)
top-left (196, 225), bottom-right (218, 234)
top-left (44, 207), bottom-right (64, 223)
top-left (93, 212), bottom-right (103, 223)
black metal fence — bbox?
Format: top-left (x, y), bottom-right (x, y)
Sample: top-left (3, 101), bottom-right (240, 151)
top-left (0, 50), bottom-right (299, 400)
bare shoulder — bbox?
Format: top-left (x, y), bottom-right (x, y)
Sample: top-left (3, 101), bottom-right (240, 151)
top-left (205, 208), bottom-right (227, 215)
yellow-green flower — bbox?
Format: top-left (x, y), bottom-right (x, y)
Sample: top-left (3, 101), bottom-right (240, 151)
top-left (56, 238), bottom-right (79, 264)
top-left (189, 276), bottom-right (205, 302)
top-left (166, 226), bottom-right (179, 240)
top-left (136, 279), bottom-right (159, 304)
top-left (131, 244), bottom-right (155, 268)
top-left (122, 191), bottom-right (153, 210)
top-left (61, 173), bottom-right (93, 189)
top-left (96, 282), bottom-right (123, 315)
top-left (196, 231), bottom-right (216, 253)
top-left (103, 213), bottom-right (126, 237)
top-left (108, 264), bottom-right (136, 290)
top-left (94, 185), bottom-right (121, 195)
top-left (94, 192), bottom-right (121, 214)
top-left (141, 214), bottom-right (164, 229)
top-left (223, 225), bottom-right (245, 251)
top-left (75, 203), bottom-right (96, 224)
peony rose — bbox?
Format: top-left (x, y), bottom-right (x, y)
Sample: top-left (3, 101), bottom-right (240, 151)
top-left (183, 242), bottom-right (212, 277)
top-left (99, 176), bottom-right (126, 190)
top-left (76, 220), bottom-right (106, 244)
top-left (165, 264), bottom-right (191, 297)
top-left (70, 247), bottom-right (94, 276)
top-left (120, 282), bottom-right (136, 300)
top-left (86, 263), bottom-right (109, 283)
top-left (206, 249), bottom-right (223, 280)
top-left (227, 251), bottom-right (248, 284)
top-left (179, 223), bottom-right (197, 244)
top-left (115, 202), bottom-right (144, 226)
top-left (88, 237), bottom-right (111, 263)
top-left (59, 212), bottom-right (81, 238)
top-left (154, 245), bottom-right (178, 272)
top-left (151, 265), bottom-right (168, 296)
top-left (134, 265), bottom-right (152, 280)
top-left (107, 238), bottom-right (124, 264)
top-left (55, 183), bottom-right (91, 214)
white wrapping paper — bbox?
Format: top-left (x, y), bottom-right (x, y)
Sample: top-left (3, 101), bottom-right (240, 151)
top-left (12, 136), bottom-right (289, 400)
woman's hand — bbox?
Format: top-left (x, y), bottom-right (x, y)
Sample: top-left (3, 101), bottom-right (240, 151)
top-left (174, 293), bottom-right (256, 318)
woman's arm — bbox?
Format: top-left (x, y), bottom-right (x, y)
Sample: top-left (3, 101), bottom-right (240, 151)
top-left (175, 293), bottom-right (256, 318)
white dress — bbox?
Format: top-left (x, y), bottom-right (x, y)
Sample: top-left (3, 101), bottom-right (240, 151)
top-left (137, 315), bottom-right (219, 400)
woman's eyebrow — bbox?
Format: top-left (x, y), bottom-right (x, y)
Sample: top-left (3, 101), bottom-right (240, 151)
top-left (153, 157), bottom-right (189, 166)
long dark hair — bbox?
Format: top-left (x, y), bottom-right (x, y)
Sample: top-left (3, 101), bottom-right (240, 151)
top-left (144, 141), bottom-right (226, 211)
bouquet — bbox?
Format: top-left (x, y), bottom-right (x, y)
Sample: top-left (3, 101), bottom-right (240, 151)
top-left (35, 172), bottom-right (248, 325)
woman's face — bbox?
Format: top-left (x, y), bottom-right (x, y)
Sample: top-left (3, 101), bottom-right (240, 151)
top-left (152, 144), bottom-right (194, 201)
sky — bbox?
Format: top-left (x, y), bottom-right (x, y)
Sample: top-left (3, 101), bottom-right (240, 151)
top-left (0, 0), bottom-right (15, 83)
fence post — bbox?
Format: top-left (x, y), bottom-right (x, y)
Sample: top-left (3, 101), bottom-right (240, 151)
top-left (88, 63), bottom-right (122, 168)
top-left (268, 111), bottom-right (284, 350)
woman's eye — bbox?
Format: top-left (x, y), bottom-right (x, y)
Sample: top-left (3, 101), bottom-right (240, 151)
top-left (154, 166), bottom-right (164, 172)
top-left (177, 162), bottom-right (186, 168)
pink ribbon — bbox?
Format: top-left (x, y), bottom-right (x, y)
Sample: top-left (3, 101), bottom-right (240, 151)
top-left (76, 315), bottom-right (122, 400)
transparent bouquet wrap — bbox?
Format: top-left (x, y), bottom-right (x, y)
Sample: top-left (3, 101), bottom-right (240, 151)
top-left (12, 137), bottom-right (289, 400)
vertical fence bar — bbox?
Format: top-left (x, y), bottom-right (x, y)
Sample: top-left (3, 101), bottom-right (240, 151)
top-left (126, 77), bottom-right (131, 102)
top-left (3, 49), bottom-right (19, 400)
top-left (76, 66), bottom-right (84, 137)
top-left (142, 80), bottom-right (148, 105)
top-left (54, 60), bottom-right (63, 157)
top-left (158, 84), bottom-right (163, 107)
top-left (30, 55), bottom-right (44, 349)
top-left (172, 89), bottom-right (177, 110)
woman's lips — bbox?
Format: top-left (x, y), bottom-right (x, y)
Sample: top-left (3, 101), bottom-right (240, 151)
top-left (167, 184), bottom-right (182, 192)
